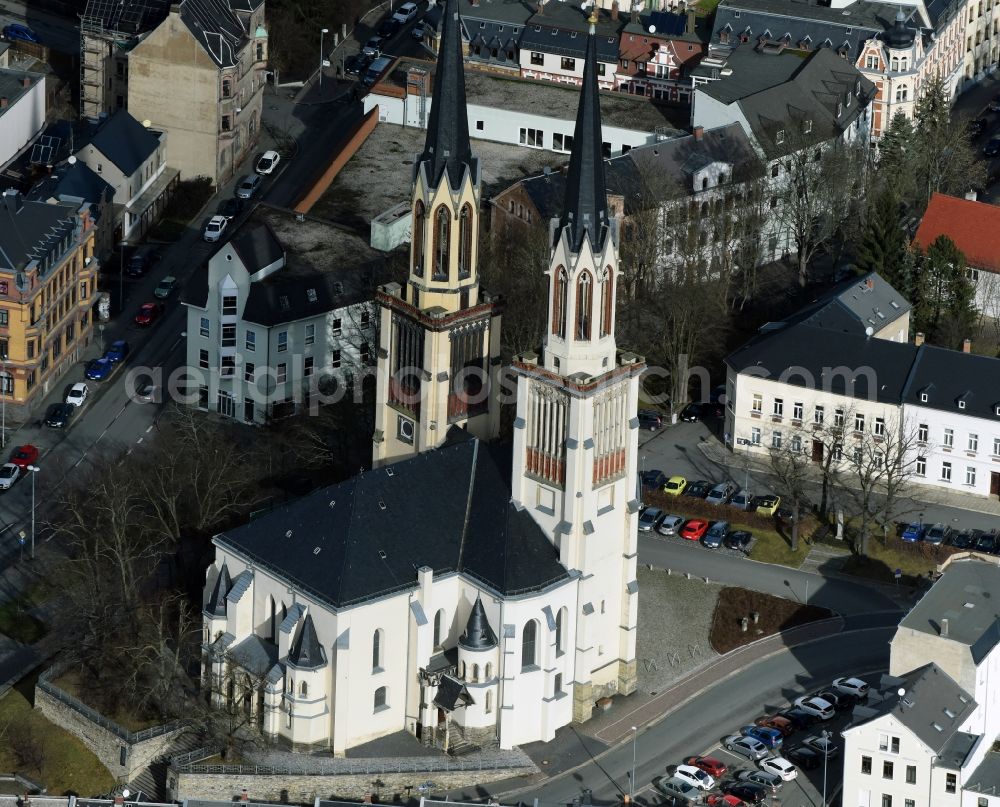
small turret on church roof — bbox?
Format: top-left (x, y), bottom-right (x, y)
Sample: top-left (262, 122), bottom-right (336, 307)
top-left (459, 595), bottom-right (498, 650)
top-left (288, 613), bottom-right (326, 668)
top-left (885, 8), bottom-right (915, 49)
top-left (207, 562), bottom-right (231, 616)
top-left (417, 0), bottom-right (474, 190)
top-left (559, 12), bottom-right (610, 254)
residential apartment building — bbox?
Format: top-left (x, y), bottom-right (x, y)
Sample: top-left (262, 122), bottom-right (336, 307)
top-left (181, 209), bottom-right (384, 423)
top-left (0, 190), bottom-right (101, 419)
top-left (518, 9), bottom-right (620, 89)
top-left (127, 0), bottom-right (268, 185)
top-left (615, 10), bottom-right (707, 103)
top-left (74, 109), bottom-right (177, 241)
top-left (0, 68), bottom-right (45, 169)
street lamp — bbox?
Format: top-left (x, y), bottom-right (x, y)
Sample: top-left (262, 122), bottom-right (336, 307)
top-left (629, 725), bottom-right (638, 800)
top-left (27, 464), bottom-right (39, 560)
top-left (821, 728), bottom-right (830, 805)
top-left (319, 28), bottom-right (329, 87)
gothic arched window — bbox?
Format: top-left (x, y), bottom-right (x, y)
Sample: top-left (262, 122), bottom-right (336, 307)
top-left (374, 686), bottom-right (387, 710)
top-left (555, 607), bottom-right (567, 655)
top-left (413, 200), bottom-right (425, 277)
top-left (576, 271), bottom-right (593, 341)
top-left (522, 620), bottom-right (538, 669)
top-left (433, 609), bottom-right (445, 649)
top-left (372, 628), bottom-right (384, 671)
top-left (895, 84), bottom-right (909, 102)
top-left (300, 681), bottom-right (308, 697)
top-left (485, 690), bottom-right (493, 713)
top-left (552, 267), bottom-right (568, 338)
top-left (458, 204), bottom-right (474, 279)
top-left (433, 206), bottom-right (450, 280)
top-left (600, 267), bottom-right (614, 338)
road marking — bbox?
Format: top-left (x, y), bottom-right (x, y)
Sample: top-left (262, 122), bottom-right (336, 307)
top-left (136, 436), bottom-right (143, 444)
top-left (126, 448), bottom-right (133, 455)
top-left (146, 425), bottom-right (154, 433)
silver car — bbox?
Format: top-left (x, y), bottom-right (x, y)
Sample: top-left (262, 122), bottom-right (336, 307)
top-left (657, 514), bottom-right (685, 536)
top-left (724, 734), bottom-right (770, 761)
top-left (235, 174), bottom-right (262, 199)
top-left (0, 462), bottom-right (20, 491)
top-left (706, 481), bottom-right (737, 505)
top-left (738, 768), bottom-right (783, 792)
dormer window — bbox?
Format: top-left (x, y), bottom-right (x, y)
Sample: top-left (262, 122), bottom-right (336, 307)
top-left (775, 129), bottom-right (785, 144)
top-left (959, 400), bottom-right (967, 409)
top-left (836, 101), bottom-right (843, 116)
top-left (994, 404), bottom-right (1000, 416)
top-left (803, 119), bottom-right (812, 134)
top-left (920, 392), bottom-right (928, 403)
top-left (734, 9), bottom-right (741, 16)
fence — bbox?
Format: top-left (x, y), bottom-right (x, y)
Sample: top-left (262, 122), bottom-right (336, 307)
top-left (172, 754), bottom-right (535, 776)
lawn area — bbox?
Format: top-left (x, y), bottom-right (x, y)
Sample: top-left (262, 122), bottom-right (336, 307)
top-left (51, 670), bottom-right (161, 733)
top-left (710, 587), bottom-right (833, 654)
top-left (0, 676), bottom-right (114, 796)
top-left (839, 535), bottom-right (943, 587)
top-left (749, 527), bottom-right (810, 567)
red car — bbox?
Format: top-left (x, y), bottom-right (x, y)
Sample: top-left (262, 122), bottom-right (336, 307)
top-left (679, 519), bottom-right (709, 541)
top-left (706, 796), bottom-right (742, 807)
top-left (683, 755), bottom-right (727, 778)
top-left (134, 302), bottom-right (163, 327)
top-left (9, 444), bottom-right (38, 469)
top-left (755, 714), bottom-right (795, 736)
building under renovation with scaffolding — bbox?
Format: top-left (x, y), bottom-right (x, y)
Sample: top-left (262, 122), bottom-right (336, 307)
top-left (79, 0), bottom-right (170, 119)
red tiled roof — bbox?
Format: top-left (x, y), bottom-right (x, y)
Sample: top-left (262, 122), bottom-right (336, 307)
top-left (913, 192), bottom-right (1000, 272)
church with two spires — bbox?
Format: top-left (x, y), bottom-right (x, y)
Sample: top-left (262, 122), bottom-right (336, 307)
top-left (201, 0), bottom-right (644, 753)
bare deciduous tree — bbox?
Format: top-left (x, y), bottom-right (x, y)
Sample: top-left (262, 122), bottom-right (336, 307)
top-left (768, 430), bottom-right (812, 550)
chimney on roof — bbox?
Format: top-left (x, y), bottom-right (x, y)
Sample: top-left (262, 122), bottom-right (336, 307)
top-left (241, 790), bottom-right (249, 802)
top-left (693, 125), bottom-right (704, 140)
top-left (21, 77), bottom-right (30, 88)
top-left (611, 0), bottom-right (619, 20)
top-left (686, 7), bottom-right (696, 33)
top-left (941, 617), bottom-right (949, 637)
top-left (966, 189), bottom-right (978, 202)
top-left (2, 189), bottom-right (22, 215)
top-left (0, 97), bottom-right (7, 109)
top-left (963, 338), bottom-right (972, 353)
top-left (915, 332), bottom-right (925, 347)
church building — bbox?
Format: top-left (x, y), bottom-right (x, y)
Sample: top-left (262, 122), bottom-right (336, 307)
top-left (201, 0), bottom-right (644, 754)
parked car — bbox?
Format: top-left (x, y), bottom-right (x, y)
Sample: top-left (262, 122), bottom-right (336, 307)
top-left (638, 409), bottom-right (662, 430)
top-left (393, 1), bottom-right (419, 22)
top-left (778, 708), bottom-right (820, 730)
top-left (638, 507), bottom-right (665, 533)
top-left (901, 522), bottom-right (926, 542)
top-left (737, 768), bottom-right (783, 792)
top-left (793, 696), bottom-right (835, 720)
top-left (989, 94), bottom-right (1000, 112)
top-left (970, 117), bottom-right (989, 137)
top-left (641, 470), bottom-right (667, 491)
top-left (134, 302), bottom-right (163, 327)
top-left (755, 494), bottom-right (781, 516)
top-left (951, 529), bottom-right (979, 549)
top-left (754, 715), bottom-right (795, 737)
top-left (663, 475), bottom-right (687, 496)
top-left (685, 480), bottom-right (713, 498)
top-left (106, 340), bottom-right (130, 363)
top-left (759, 755), bottom-right (798, 781)
top-left (679, 402), bottom-right (702, 422)
top-left (723, 734), bottom-right (769, 761)
top-left (924, 523), bottom-right (951, 545)
top-left (362, 35), bottom-right (384, 57)
top-left (683, 756), bottom-right (728, 778)
top-left (65, 382), bottom-right (89, 408)
top-left (135, 378), bottom-right (160, 403)
top-left (653, 776), bottom-right (702, 804)
top-left (680, 519), bottom-right (709, 541)
top-left (833, 676), bottom-right (869, 698)
top-left (154, 276), bottom-right (178, 299)
top-left (702, 521), bottom-right (730, 549)
top-left (657, 515), bottom-right (685, 537)
top-left (235, 173), bottom-right (262, 199)
top-left (815, 688), bottom-right (855, 710)
top-left (0, 463), bottom-right (20, 491)
top-left (378, 17), bottom-right (399, 37)
top-left (674, 764), bottom-right (715, 790)
top-left (345, 52), bottom-right (373, 75)
top-left (9, 444), bottom-right (38, 470)
top-left (802, 734), bottom-right (840, 758)
top-left (785, 745), bottom-right (821, 769)
top-left (984, 136), bottom-right (1000, 157)
top-left (127, 244), bottom-right (159, 277)
top-left (740, 725), bottom-right (783, 750)
top-left (705, 796), bottom-right (742, 807)
top-left (85, 357), bottom-right (114, 381)
top-left (724, 782), bottom-right (767, 804)
top-left (3, 23), bottom-right (40, 43)
top-left (729, 489), bottom-right (755, 511)
top-left (976, 531), bottom-right (998, 554)
top-left (256, 149), bottom-right (281, 175)
top-left (44, 403), bottom-right (75, 428)
top-left (706, 481), bottom-right (737, 505)
top-left (411, 20), bottom-right (426, 39)
top-left (204, 214), bottom-right (229, 242)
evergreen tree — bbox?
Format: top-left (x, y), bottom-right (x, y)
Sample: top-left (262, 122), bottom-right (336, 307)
top-left (924, 235), bottom-right (976, 346)
top-left (877, 112), bottom-right (916, 200)
top-left (855, 187), bottom-right (907, 283)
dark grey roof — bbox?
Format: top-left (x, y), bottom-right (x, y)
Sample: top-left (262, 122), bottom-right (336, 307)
top-left (519, 21), bottom-right (621, 61)
top-left (215, 434), bottom-right (570, 609)
top-left (419, 0), bottom-right (476, 190)
top-left (459, 595), bottom-right (498, 649)
top-left (725, 320), bottom-right (918, 403)
top-left (789, 271), bottom-right (910, 334)
top-left (937, 730), bottom-right (979, 770)
top-left (229, 633), bottom-right (278, 675)
top-left (0, 193), bottom-right (79, 275)
top-left (0, 68), bottom-right (43, 117)
top-left (27, 161), bottom-right (114, 208)
top-left (886, 7), bottom-right (916, 47)
top-left (458, 0), bottom-right (535, 25)
top-left (230, 220), bottom-right (285, 273)
top-left (87, 110), bottom-right (161, 177)
top-left (288, 613), bottom-right (326, 669)
top-left (965, 751), bottom-right (1000, 796)
top-left (849, 664), bottom-right (977, 755)
top-left (206, 562), bottom-right (231, 616)
top-left (560, 23), bottom-right (610, 254)
top-left (179, 0), bottom-right (247, 68)
top-left (901, 345), bottom-right (1000, 422)
top-left (433, 675), bottom-right (473, 711)
top-left (897, 560), bottom-right (1000, 663)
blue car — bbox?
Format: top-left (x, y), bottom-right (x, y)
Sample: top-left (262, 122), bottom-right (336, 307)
top-left (740, 724), bottom-right (784, 750)
top-left (3, 24), bottom-right (40, 43)
top-left (106, 340), bottom-right (130, 363)
top-left (901, 522), bottom-right (925, 543)
top-left (702, 521), bottom-right (729, 549)
top-left (85, 357), bottom-right (114, 381)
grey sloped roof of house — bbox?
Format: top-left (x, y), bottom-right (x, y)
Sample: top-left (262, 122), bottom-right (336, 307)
top-left (86, 110), bottom-right (161, 177)
top-left (27, 161), bottom-right (114, 207)
top-left (433, 675), bottom-right (473, 711)
top-left (0, 195), bottom-right (79, 274)
top-left (786, 271), bottom-right (910, 334)
top-left (459, 595), bottom-right (498, 649)
top-left (520, 21), bottom-right (621, 62)
top-left (849, 663), bottom-right (977, 756)
top-left (178, 0), bottom-right (247, 68)
top-left (900, 345), bottom-right (1000, 422)
top-left (215, 433), bottom-right (570, 609)
top-left (226, 569), bottom-right (253, 604)
top-left (278, 602), bottom-right (305, 634)
top-left (229, 634), bottom-right (278, 675)
top-left (288, 613), bottom-right (327, 668)
top-left (965, 751), bottom-right (1000, 796)
top-left (725, 319), bottom-right (919, 402)
top-left (230, 220), bottom-right (284, 273)
top-left (897, 560), bottom-right (1000, 663)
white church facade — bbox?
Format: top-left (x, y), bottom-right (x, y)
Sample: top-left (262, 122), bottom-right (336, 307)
top-left (201, 0), bottom-right (642, 755)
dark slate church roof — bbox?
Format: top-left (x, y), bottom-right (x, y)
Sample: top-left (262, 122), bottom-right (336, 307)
top-left (460, 595), bottom-right (498, 649)
top-left (214, 434), bottom-right (570, 608)
top-left (288, 614), bottom-right (327, 668)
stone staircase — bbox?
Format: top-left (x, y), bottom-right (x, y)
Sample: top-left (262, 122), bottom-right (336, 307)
top-left (127, 731), bottom-right (204, 802)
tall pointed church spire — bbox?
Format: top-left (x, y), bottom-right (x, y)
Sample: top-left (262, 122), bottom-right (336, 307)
top-left (418, 0), bottom-right (474, 189)
top-left (560, 12), bottom-right (609, 253)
